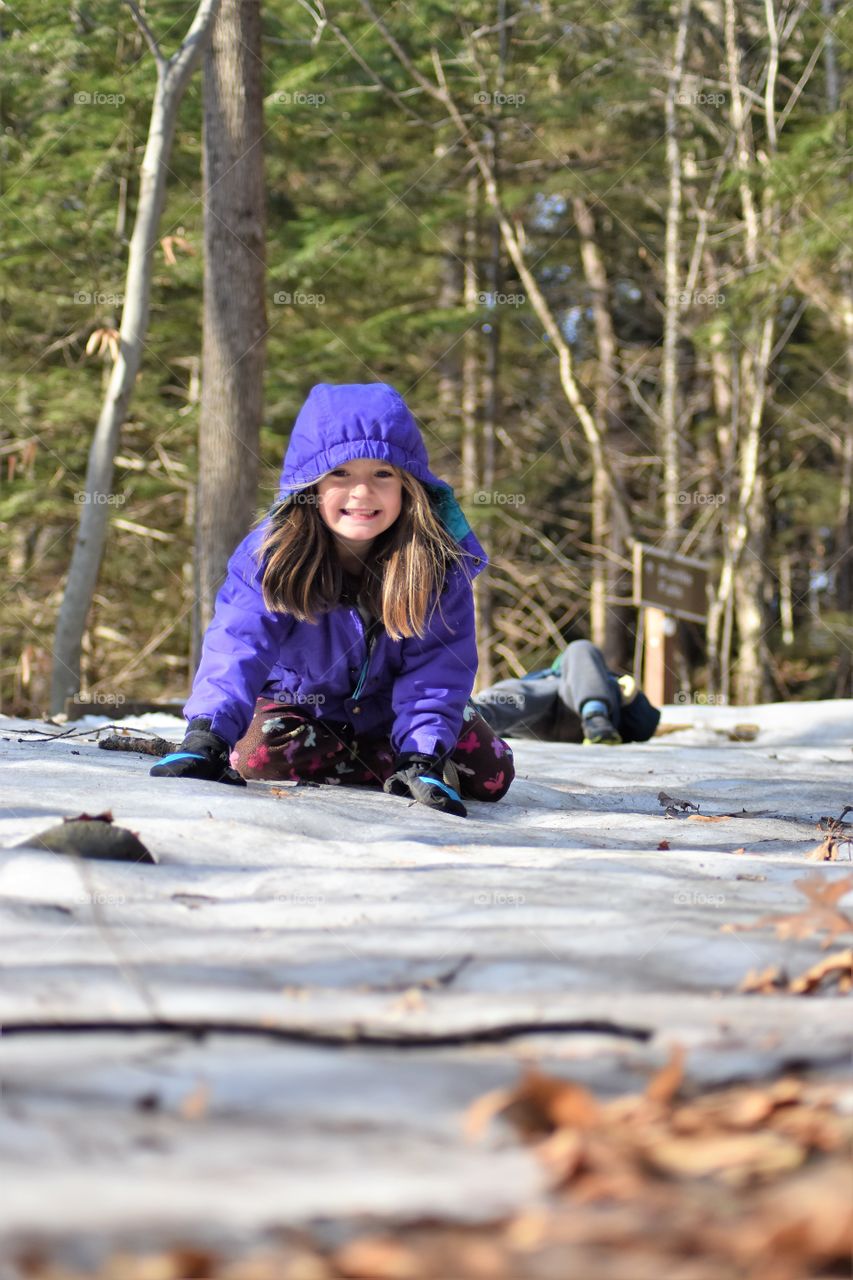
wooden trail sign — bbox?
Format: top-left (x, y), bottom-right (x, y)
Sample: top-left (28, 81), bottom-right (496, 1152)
top-left (633, 544), bottom-right (709, 624)
top-left (633, 544), bottom-right (710, 706)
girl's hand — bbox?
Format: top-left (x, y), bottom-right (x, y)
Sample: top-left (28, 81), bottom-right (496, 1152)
top-left (150, 719), bottom-right (246, 786)
top-left (383, 753), bottom-right (467, 817)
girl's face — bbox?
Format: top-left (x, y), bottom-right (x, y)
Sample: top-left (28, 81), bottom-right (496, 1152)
top-left (316, 458), bottom-right (403, 558)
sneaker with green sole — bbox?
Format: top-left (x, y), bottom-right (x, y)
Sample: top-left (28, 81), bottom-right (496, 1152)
top-left (581, 711), bottom-right (622, 745)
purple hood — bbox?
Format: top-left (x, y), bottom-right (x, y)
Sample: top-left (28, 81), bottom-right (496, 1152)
top-left (183, 382), bottom-right (487, 758)
top-left (270, 382), bottom-right (486, 558)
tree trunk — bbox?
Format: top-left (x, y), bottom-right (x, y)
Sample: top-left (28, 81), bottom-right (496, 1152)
top-left (822, 0), bottom-right (853, 695)
top-left (436, 224), bottom-right (463, 429)
top-left (661, 0), bottom-right (691, 545)
top-left (49, 0), bottom-right (223, 715)
top-left (572, 195), bottom-right (630, 667)
top-left (478, 195), bottom-right (501, 690)
top-left (461, 172), bottom-right (480, 500)
top-left (194, 0), bottom-right (267, 664)
top-left (709, 0), bottom-right (777, 702)
top-left (734, 471), bottom-right (769, 703)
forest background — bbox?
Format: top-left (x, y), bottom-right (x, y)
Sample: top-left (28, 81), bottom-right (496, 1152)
top-left (2, 0), bottom-right (851, 717)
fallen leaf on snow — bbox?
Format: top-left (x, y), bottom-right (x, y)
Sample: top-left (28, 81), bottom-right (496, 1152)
top-left (465, 1068), bottom-right (602, 1140)
top-left (807, 806), bottom-right (853, 861)
top-left (738, 966), bottom-right (786, 993)
top-left (179, 1081), bottom-right (210, 1121)
top-left (789, 948), bottom-right (853, 994)
top-left (644, 1130), bottom-right (804, 1182)
top-left (645, 1044), bottom-right (685, 1104)
top-left (334, 1236), bottom-right (421, 1279)
top-left (722, 872), bottom-right (853, 948)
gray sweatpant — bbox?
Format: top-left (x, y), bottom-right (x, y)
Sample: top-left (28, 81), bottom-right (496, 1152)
top-left (473, 640), bottom-right (622, 741)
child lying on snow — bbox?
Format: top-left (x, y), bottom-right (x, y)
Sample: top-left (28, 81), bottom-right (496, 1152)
top-left (150, 382), bottom-right (514, 819)
top-left (474, 639), bottom-right (660, 746)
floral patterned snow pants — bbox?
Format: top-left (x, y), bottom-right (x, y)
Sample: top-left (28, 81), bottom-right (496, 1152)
top-left (230, 698), bottom-right (514, 801)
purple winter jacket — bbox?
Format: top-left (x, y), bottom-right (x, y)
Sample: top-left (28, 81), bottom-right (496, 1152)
top-left (183, 383), bottom-right (488, 757)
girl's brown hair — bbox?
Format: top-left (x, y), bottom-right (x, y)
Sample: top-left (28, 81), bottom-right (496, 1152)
top-left (254, 470), bottom-right (464, 640)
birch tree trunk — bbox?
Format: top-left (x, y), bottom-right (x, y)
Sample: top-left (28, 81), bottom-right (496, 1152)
top-left (661, 0), bottom-right (691, 546)
top-left (193, 0), bottom-right (267, 663)
top-left (49, 0), bottom-right (223, 715)
top-left (572, 195), bottom-right (628, 665)
top-left (822, 0), bottom-right (853, 695)
top-left (707, 0), bottom-right (777, 701)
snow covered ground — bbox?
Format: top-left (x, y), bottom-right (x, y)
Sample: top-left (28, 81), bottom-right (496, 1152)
top-left (1, 701), bottom-right (851, 1264)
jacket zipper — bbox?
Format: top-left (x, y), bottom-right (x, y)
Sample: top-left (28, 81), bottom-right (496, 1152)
top-left (351, 615), bottom-right (379, 700)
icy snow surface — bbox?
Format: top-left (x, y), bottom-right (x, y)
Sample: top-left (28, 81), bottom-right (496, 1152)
top-left (1, 701), bottom-right (851, 1256)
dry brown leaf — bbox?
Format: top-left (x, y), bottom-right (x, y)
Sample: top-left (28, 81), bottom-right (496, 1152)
top-left (644, 1044), bottom-right (685, 1104)
top-left (463, 1085), bottom-right (513, 1140)
top-left (806, 835), bottom-right (839, 861)
top-left (730, 1161), bottom-right (853, 1273)
top-left (788, 947), bottom-right (853, 994)
top-left (644, 1130), bottom-right (805, 1182)
top-left (687, 813), bottom-right (729, 823)
top-left (390, 987), bottom-right (426, 1014)
top-left (503, 1209), bottom-right (551, 1251)
top-left (738, 965), bottom-right (785, 993)
top-left (770, 1106), bottom-right (851, 1154)
top-left (334, 1237), bottom-right (421, 1279)
top-left (466, 1068), bottom-right (601, 1140)
top-left (85, 326), bottom-right (120, 361)
top-left (509, 1069), bottom-right (602, 1133)
top-left (657, 839), bottom-right (670, 850)
top-left (721, 1090), bottom-right (778, 1130)
top-left (722, 871), bottom-right (853, 948)
top-left (179, 1081), bottom-right (210, 1121)
top-left (538, 1128), bottom-right (586, 1184)
top-left (160, 235), bottom-right (195, 266)
top-left (809, 807), bottom-right (853, 861)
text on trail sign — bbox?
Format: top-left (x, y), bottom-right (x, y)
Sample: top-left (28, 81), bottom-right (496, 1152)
top-left (633, 543), bottom-right (709, 623)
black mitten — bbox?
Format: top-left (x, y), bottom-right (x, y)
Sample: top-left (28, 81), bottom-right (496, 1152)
top-left (150, 717), bottom-right (246, 786)
top-left (383, 752), bottom-right (467, 818)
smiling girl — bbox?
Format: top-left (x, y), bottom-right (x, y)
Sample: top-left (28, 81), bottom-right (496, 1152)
top-left (151, 382), bottom-right (514, 816)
